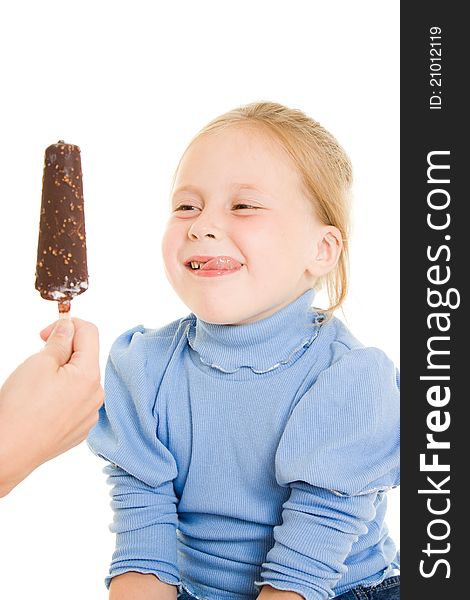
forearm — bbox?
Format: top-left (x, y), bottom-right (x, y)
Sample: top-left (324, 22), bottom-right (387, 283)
top-left (0, 477), bottom-right (16, 499)
top-left (256, 485), bottom-right (375, 599)
top-left (257, 584), bottom-right (305, 600)
top-left (109, 572), bottom-right (178, 600)
top-left (0, 475), bottom-right (21, 499)
top-left (0, 424), bottom-right (36, 497)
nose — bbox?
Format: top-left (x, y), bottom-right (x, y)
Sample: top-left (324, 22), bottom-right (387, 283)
top-left (187, 209), bottom-right (225, 241)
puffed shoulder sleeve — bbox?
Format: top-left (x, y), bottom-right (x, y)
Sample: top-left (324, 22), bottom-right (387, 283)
top-left (87, 326), bottom-right (180, 589)
top-left (255, 346), bottom-right (400, 600)
top-left (276, 346), bottom-right (400, 496)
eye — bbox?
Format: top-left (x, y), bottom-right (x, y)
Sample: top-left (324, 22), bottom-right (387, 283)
top-left (173, 204), bottom-right (199, 212)
top-left (172, 203), bottom-right (260, 213)
top-left (232, 203), bottom-right (259, 210)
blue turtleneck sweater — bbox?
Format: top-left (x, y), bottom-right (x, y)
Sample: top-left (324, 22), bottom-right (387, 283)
top-left (87, 289), bottom-right (400, 600)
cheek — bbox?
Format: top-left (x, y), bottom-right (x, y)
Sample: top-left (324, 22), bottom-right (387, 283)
top-left (254, 220), bottom-right (311, 272)
top-left (237, 224), bottom-right (269, 254)
top-left (253, 219), bottom-right (292, 251)
top-left (240, 224), bottom-right (285, 270)
top-left (161, 224), bottom-right (181, 264)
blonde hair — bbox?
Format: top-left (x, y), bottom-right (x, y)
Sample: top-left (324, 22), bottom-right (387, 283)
top-left (173, 101), bottom-right (352, 322)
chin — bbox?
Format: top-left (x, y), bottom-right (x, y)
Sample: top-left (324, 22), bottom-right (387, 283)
top-left (190, 301), bottom-right (244, 325)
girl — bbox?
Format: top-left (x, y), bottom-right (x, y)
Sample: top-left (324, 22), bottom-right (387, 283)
top-left (88, 102), bottom-right (400, 600)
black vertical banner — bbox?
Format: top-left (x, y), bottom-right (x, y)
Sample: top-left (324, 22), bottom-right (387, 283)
top-left (401, 3), bottom-right (465, 598)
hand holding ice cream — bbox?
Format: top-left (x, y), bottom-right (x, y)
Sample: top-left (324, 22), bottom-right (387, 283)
top-left (0, 317), bottom-right (103, 498)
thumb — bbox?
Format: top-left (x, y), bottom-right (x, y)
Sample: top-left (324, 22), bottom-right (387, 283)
top-left (41, 317), bottom-right (75, 366)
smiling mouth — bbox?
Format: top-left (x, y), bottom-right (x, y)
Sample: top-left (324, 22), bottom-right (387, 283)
top-left (184, 256), bottom-right (244, 271)
top-left (183, 258), bottom-right (244, 278)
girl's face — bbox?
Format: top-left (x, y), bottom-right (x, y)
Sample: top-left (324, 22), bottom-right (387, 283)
top-left (162, 125), bottom-right (336, 325)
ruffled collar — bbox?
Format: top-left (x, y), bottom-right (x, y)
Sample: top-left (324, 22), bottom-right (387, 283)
top-left (185, 288), bottom-right (324, 374)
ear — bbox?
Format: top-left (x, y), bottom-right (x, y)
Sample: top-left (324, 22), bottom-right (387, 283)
top-left (306, 225), bottom-right (343, 278)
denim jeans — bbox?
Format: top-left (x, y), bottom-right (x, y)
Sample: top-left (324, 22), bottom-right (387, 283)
top-left (334, 575), bottom-right (400, 599)
top-left (177, 576), bottom-right (400, 600)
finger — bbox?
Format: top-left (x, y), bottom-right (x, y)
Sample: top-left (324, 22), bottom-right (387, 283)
top-left (40, 322), bottom-right (57, 342)
top-left (69, 318), bottom-right (100, 376)
top-left (40, 318), bottom-right (75, 367)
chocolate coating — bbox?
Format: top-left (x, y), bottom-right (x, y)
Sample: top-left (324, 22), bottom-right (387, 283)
top-left (35, 141), bottom-right (88, 307)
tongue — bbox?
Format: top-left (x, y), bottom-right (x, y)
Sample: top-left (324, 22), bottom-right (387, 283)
top-left (201, 256), bottom-right (241, 270)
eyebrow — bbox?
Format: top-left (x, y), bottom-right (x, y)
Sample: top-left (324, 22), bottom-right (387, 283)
top-left (172, 183), bottom-right (267, 196)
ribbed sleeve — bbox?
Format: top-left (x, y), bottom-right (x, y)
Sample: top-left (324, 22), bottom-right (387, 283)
top-left (87, 327), bottom-right (180, 589)
top-left (255, 347), bottom-right (400, 599)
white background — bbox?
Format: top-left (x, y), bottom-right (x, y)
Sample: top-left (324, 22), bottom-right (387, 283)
top-left (0, 1), bottom-right (399, 598)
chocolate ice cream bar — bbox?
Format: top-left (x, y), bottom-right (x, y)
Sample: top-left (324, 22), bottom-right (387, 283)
top-left (35, 141), bottom-right (88, 313)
